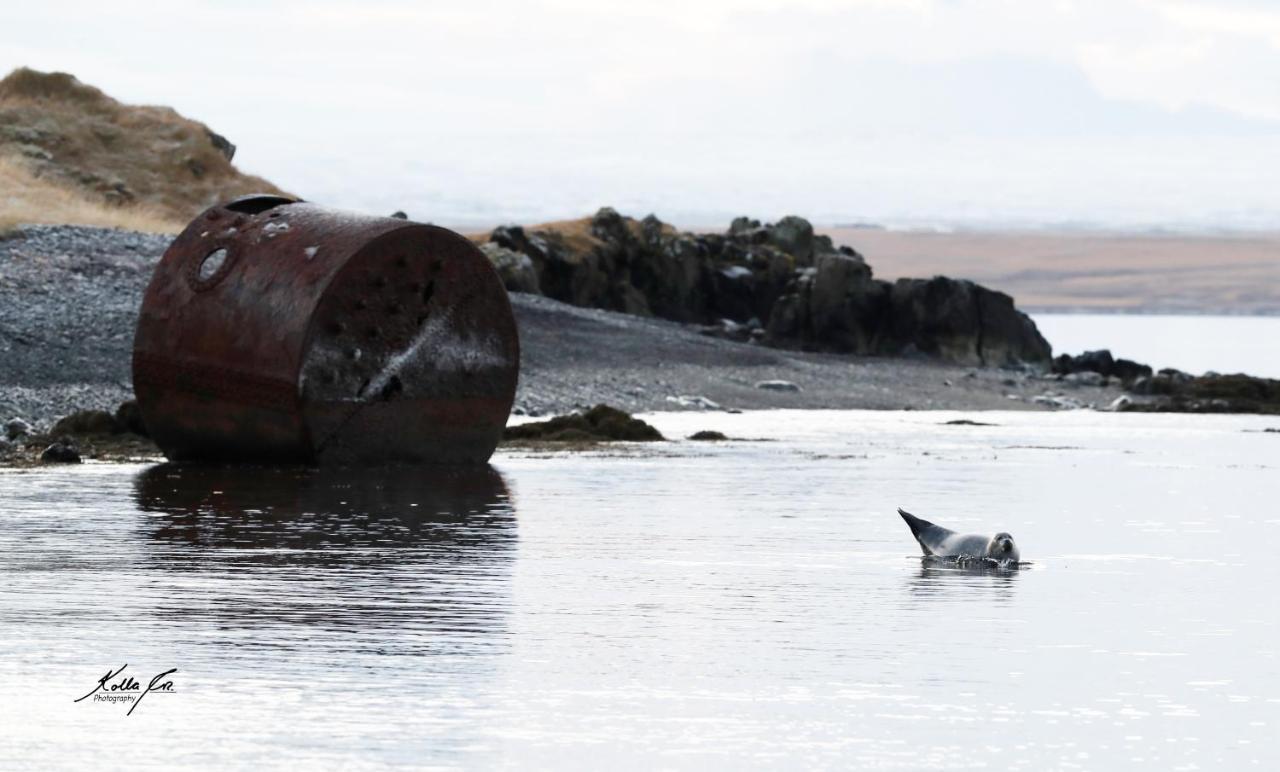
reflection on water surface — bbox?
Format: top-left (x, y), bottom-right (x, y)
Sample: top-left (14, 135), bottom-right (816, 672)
top-left (1, 410), bottom-right (1277, 769)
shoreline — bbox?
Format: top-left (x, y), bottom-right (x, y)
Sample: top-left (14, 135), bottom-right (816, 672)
top-left (6, 220), bottom-right (1279, 469)
top-left (0, 223), bottom-right (1126, 434)
top-left (510, 293), bottom-right (1120, 416)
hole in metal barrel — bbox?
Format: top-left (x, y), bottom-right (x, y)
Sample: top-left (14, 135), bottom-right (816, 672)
top-left (198, 248), bottom-right (228, 281)
top-left (222, 195), bottom-right (296, 215)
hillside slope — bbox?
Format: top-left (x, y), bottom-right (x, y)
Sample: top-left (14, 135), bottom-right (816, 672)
top-left (0, 67), bottom-right (286, 231)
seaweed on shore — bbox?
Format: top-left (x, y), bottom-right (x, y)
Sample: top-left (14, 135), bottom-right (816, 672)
top-left (1124, 373), bottom-right (1280, 415)
top-left (503, 404), bottom-right (664, 443)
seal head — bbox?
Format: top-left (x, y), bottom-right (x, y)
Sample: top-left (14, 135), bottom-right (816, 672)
top-left (985, 532), bottom-right (1020, 563)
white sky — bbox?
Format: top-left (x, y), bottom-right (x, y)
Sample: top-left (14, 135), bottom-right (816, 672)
top-left (4, 0), bottom-right (1280, 228)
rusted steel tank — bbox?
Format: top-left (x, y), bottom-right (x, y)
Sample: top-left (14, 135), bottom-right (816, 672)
top-left (132, 195), bottom-right (519, 465)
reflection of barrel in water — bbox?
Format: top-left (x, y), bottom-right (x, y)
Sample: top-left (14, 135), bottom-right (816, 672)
top-left (135, 463), bottom-right (515, 550)
top-left (132, 464), bottom-right (517, 647)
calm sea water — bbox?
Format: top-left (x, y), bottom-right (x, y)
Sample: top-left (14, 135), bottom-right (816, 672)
top-left (2, 410), bottom-right (1277, 769)
top-left (1034, 313), bottom-right (1280, 379)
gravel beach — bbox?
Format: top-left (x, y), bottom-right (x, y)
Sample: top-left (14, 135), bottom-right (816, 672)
top-left (0, 225), bottom-right (1121, 429)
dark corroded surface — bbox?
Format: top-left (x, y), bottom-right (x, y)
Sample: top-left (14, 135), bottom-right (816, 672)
top-left (132, 197), bottom-right (518, 465)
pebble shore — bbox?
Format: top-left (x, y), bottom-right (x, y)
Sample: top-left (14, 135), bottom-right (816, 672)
top-left (0, 225), bottom-right (1123, 430)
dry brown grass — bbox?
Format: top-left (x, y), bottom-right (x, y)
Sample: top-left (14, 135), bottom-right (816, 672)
top-left (0, 67), bottom-right (288, 228)
top-left (0, 155), bottom-right (181, 233)
top-left (528, 216), bottom-right (602, 253)
top-left (469, 212), bottom-right (678, 254)
top-left (461, 216), bottom-right (605, 255)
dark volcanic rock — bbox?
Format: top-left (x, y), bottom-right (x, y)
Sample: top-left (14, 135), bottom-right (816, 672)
top-left (772, 254), bottom-right (891, 354)
top-left (884, 277), bottom-right (984, 362)
top-left (1054, 349), bottom-right (1153, 385)
top-left (629, 215), bottom-right (706, 322)
top-left (1129, 368), bottom-right (1194, 395)
top-left (1054, 349), bottom-right (1115, 376)
top-left (490, 208), bottom-right (1049, 367)
top-left (480, 243), bottom-right (541, 294)
top-left (761, 236), bottom-right (1047, 366)
top-left (970, 284), bottom-right (1054, 366)
top-left (115, 399), bottom-right (149, 437)
top-left (504, 404), bottom-right (665, 442)
top-left (490, 219), bottom-right (628, 313)
top-left (688, 430), bottom-right (728, 441)
top-left (883, 278), bottom-right (1051, 366)
top-left (204, 127), bottom-right (236, 161)
top-left (1111, 358), bottom-right (1154, 384)
top-left (5, 417), bottom-right (33, 441)
top-left (14, 406), bottom-right (161, 464)
top-left (765, 215), bottom-right (817, 265)
top-left (490, 209), bottom-right (831, 326)
top-left (51, 409), bottom-right (119, 436)
top-left (709, 265), bottom-right (756, 322)
top-left (40, 438), bottom-right (81, 464)
top-left (1122, 371), bottom-right (1280, 414)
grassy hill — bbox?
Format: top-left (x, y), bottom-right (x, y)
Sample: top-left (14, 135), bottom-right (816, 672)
top-left (0, 67), bottom-right (286, 233)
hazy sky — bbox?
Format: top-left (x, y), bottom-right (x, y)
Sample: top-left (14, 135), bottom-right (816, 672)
top-left (5, 0), bottom-right (1280, 228)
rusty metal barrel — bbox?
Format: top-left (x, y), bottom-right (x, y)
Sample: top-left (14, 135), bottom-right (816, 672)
top-left (132, 195), bottom-right (519, 465)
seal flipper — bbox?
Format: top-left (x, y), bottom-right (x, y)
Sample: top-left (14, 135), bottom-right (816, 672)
top-left (898, 508), bottom-right (951, 556)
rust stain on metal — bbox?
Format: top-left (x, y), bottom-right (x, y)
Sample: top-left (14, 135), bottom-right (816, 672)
top-left (132, 195), bottom-right (519, 465)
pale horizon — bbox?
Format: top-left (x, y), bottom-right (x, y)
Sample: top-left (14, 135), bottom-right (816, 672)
top-left (6, 0), bottom-right (1280, 230)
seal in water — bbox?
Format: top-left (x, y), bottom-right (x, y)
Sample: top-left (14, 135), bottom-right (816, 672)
top-left (898, 508), bottom-right (1021, 563)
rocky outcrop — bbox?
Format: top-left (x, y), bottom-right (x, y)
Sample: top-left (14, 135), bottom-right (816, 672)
top-left (115, 399), bottom-right (149, 437)
top-left (889, 277), bottom-right (1051, 366)
top-left (1040, 350), bottom-right (1279, 415)
top-left (4, 417), bottom-right (32, 441)
top-left (768, 253), bottom-right (886, 353)
top-left (39, 438), bottom-right (81, 464)
top-left (1123, 371), bottom-right (1280, 414)
top-left (0, 401), bottom-right (159, 466)
top-left (503, 404), bottom-right (664, 442)
top-left (479, 242), bottom-right (541, 294)
top-left (1044, 349), bottom-right (1280, 414)
top-left (486, 207), bottom-right (1051, 367)
top-left (489, 207), bottom-right (801, 325)
top-left (50, 409), bottom-right (119, 436)
top-left (767, 269), bottom-right (1050, 366)
top-left (491, 209), bottom-right (714, 322)
top-left (1053, 349), bottom-right (1152, 385)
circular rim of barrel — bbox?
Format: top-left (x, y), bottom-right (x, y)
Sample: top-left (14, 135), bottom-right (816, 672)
top-left (297, 222), bottom-right (520, 464)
